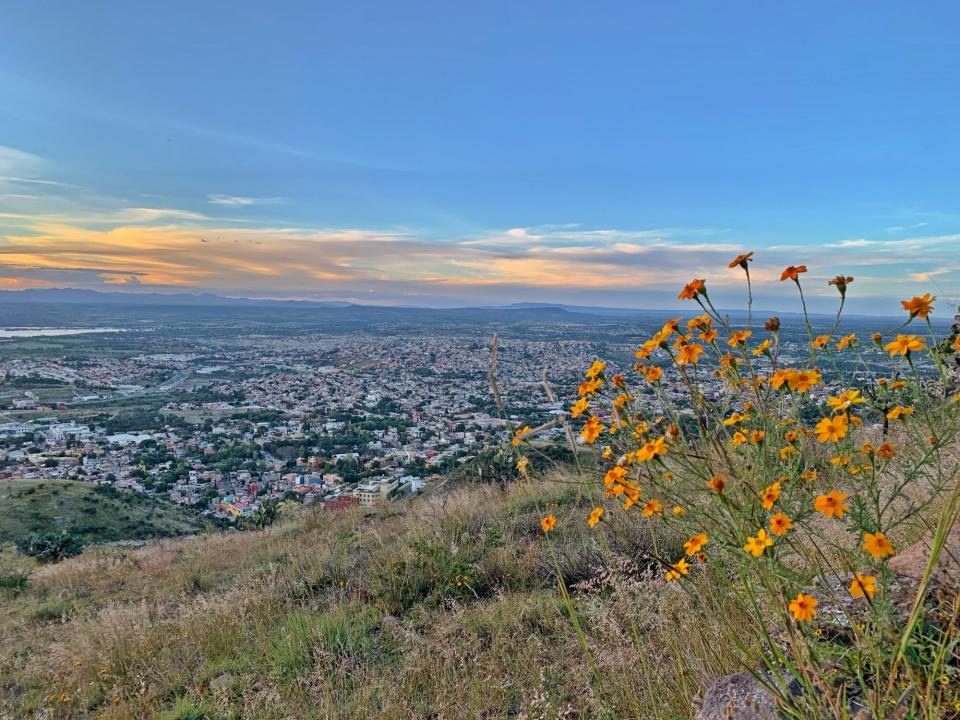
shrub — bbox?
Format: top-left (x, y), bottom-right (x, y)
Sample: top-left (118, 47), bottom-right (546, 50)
top-left (15, 531), bottom-right (84, 563)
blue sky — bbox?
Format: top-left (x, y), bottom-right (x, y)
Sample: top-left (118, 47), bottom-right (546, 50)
top-left (1, 2), bottom-right (959, 313)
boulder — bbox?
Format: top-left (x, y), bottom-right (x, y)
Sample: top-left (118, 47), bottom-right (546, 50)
top-left (693, 672), bottom-right (778, 720)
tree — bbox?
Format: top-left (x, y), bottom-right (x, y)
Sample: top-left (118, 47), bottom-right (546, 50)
top-left (16, 531), bottom-right (84, 563)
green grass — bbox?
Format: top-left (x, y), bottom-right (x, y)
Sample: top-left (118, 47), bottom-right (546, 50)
top-left (0, 479), bottom-right (203, 546)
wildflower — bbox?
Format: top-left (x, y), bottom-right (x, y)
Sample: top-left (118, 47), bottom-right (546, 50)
top-left (634, 343), bottom-right (656, 360)
top-left (540, 515), bottom-right (556, 533)
top-left (831, 455), bottom-right (851, 466)
top-left (789, 593), bottom-right (818, 622)
top-left (580, 416), bottom-right (604, 444)
top-left (784, 429), bottom-right (798, 442)
top-left (876, 442), bottom-right (896, 459)
top-left (604, 465), bottom-right (627, 487)
top-left (611, 374), bottom-right (625, 388)
top-left (731, 431), bottom-right (747, 446)
top-left (885, 334), bottom-right (926, 357)
top-left (801, 469), bottom-right (817, 481)
top-left (786, 368), bottom-right (821, 392)
top-left (665, 557), bottom-right (690, 581)
top-left (678, 279), bottom-right (706, 300)
top-left (750, 431), bottom-right (764, 445)
top-left (699, 329), bottom-right (719, 344)
top-left (764, 316), bottom-right (780, 332)
top-left (836, 333), bottom-right (857, 350)
top-left (863, 532), bottom-right (895, 558)
top-left (641, 498), bottom-right (664, 517)
top-left (743, 528), bottom-right (775, 557)
top-left (770, 370), bottom-right (790, 389)
top-left (722, 412), bottom-right (749, 426)
top-left (759, 481), bottom-right (780, 510)
top-left (828, 275), bottom-right (854, 296)
top-left (585, 359), bottom-right (607, 379)
top-left (889, 379), bottom-right (907, 389)
top-left (901, 293), bottom-right (935, 320)
top-left (512, 426), bottom-right (531, 446)
top-left (642, 365), bottom-right (663, 382)
top-left (886, 405), bottom-right (914, 420)
top-left (849, 573), bottom-right (877, 599)
top-left (814, 490), bottom-right (849, 518)
top-left (672, 505), bottom-right (686, 516)
top-left (636, 436), bottom-right (668, 462)
top-left (751, 339), bottom-right (771, 356)
top-left (676, 343), bottom-right (705, 365)
top-left (780, 446), bottom-right (797, 460)
top-left (728, 251), bottom-right (754, 269)
top-left (684, 533), bottom-right (709, 556)
top-left (570, 397), bottom-right (589, 418)
top-left (811, 335), bottom-right (831, 349)
top-left (708, 474), bottom-right (727, 493)
top-left (687, 313), bottom-right (712, 330)
top-left (827, 389), bottom-right (864, 412)
top-left (815, 414), bottom-right (849, 443)
top-left (613, 393), bottom-right (632, 410)
top-left (769, 512), bottom-right (793, 536)
top-left (578, 378), bottom-right (603, 396)
top-left (587, 507), bottom-right (604, 528)
top-left (516, 457), bottom-right (530, 476)
top-left (780, 265), bottom-right (808, 282)
top-left (727, 329), bottom-right (752, 347)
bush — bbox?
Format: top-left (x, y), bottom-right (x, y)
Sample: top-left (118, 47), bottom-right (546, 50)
top-left (16, 530), bottom-right (84, 563)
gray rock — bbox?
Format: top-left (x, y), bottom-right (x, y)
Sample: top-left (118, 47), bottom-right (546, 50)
top-left (693, 672), bottom-right (778, 720)
top-left (210, 672), bottom-right (233, 691)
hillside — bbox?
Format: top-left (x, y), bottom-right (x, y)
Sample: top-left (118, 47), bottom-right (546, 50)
top-left (0, 479), bottom-right (204, 547)
top-left (0, 476), bottom-right (738, 719)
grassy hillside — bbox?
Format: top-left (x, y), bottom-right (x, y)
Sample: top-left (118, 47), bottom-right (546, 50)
top-left (0, 479), bottom-right (204, 546)
top-left (0, 476), bottom-right (747, 720)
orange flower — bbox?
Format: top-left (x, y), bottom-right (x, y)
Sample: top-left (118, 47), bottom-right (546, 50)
top-left (585, 359), bottom-right (607, 379)
top-left (676, 343), bottom-right (705, 365)
top-left (769, 512), bottom-right (793, 536)
top-left (603, 465), bottom-right (627, 487)
top-left (641, 498), bottom-right (664, 517)
top-left (751, 339), bottom-right (771, 356)
top-left (886, 405), bottom-right (914, 420)
top-left (828, 275), bottom-right (854, 295)
top-left (665, 557), bottom-right (690, 581)
top-left (641, 365), bottom-right (663, 382)
top-left (727, 329), bottom-right (752, 347)
top-left (779, 445), bottom-right (798, 460)
top-left (570, 398), bottom-right (589, 418)
top-left (815, 414), bottom-right (849, 443)
top-left (789, 592), bottom-right (817, 622)
top-left (814, 490), bottom-right (849, 518)
top-left (511, 426), bottom-right (531, 446)
top-left (876, 442), bottom-right (896, 459)
top-left (580, 416), bottom-right (604, 444)
top-left (750, 430), bottom-right (765, 445)
top-left (780, 265), bottom-right (808, 282)
top-left (678, 279), bottom-right (706, 300)
top-left (786, 368), bottom-right (821, 393)
top-left (863, 532), bottom-right (895, 559)
top-left (722, 412), bottom-right (749, 426)
top-left (728, 251), bottom-right (754, 269)
top-left (587, 507), bottom-right (603, 528)
top-left (849, 572), bottom-right (877, 599)
top-left (901, 293), bottom-right (935, 320)
top-left (540, 514), bottom-right (556, 533)
top-left (743, 528), bottom-right (775, 557)
top-left (731, 431), bottom-right (747, 447)
top-left (811, 335), bottom-right (830, 349)
top-left (885, 334), bottom-right (926, 357)
top-left (836, 333), bottom-right (857, 350)
top-left (683, 533), bottom-right (709, 556)
top-left (759, 481), bottom-right (780, 510)
top-left (708, 474), bottom-right (727, 493)
top-left (577, 378), bottom-right (602, 396)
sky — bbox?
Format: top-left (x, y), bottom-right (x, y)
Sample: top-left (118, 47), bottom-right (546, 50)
top-left (1, 1), bottom-right (959, 315)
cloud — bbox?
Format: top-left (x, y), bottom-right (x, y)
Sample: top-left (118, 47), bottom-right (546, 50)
top-left (206, 194), bottom-right (288, 207)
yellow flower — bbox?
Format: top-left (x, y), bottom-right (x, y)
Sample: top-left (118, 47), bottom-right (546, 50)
top-left (731, 431), bottom-right (747, 446)
top-left (786, 368), bottom-right (822, 393)
top-left (800, 469), bottom-right (817, 481)
top-left (570, 397), bottom-right (589, 418)
top-left (577, 378), bottom-right (603, 396)
top-left (815, 414), bottom-right (849, 443)
top-left (635, 436), bottom-right (668, 462)
top-left (727, 329), bottom-right (752, 347)
top-left (665, 557), bottom-right (690, 581)
top-left (789, 592), bottom-right (817, 622)
top-left (863, 531), bottom-right (895, 559)
top-left (516, 457), bottom-right (530, 476)
top-left (512, 426), bottom-right (531, 446)
top-left (779, 445), bottom-right (798, 460)
top-left (759, 481), bottom-right (780, 510)
top-left (769, 512), bottom-right (793, 536)
top-left (827, 389), bottom-right (864, 412)
top-left (641, 365), bottom-right (663, 382)
top-left (684, 533), bottom-right (709, 556)
top-left (722, 412), bottom-right (749, 426)
top-left (540, 515), bottom-right (556, 533)
top-left (687, 313), bottom-right (712, 330)
top-left (784, 429), bottom-right (799, 442)
top-left (641, 498), bottom-right (664, 517)
top-left (751, 339), bottom-right (771, 356)
top-left (750, 430), bottom-right (765, 444)
top-left (770, 370), bottom-right (790, 390)
top-left (814, 490), bottom-right (849, 518)
top-left (836, 333), bottom-right (857, 350)
top-left (708, 474), bottom-right (727, 493)
top-left (885, 334), bottom-right (926, 357)
top-left (603, 465), bottom-right (627, 487)
top-left (743, 528), bottom-right (775, 557)
top-left (585, 359), bottom-right (607, 379)
top-left (587, 507), bottom-right (603, 528)
top-left (811, 335), bottom-right (830, 349)
top-left (849, 572), bottom-right (877, 599)
top-left (580, 416), bottom-right (604, 444)
top-left (672, 505), bottom-right (686, 516)
top-left (886, 405), bottom-right (914, 420)
top-left (901, 293), bottom-right (935, 320)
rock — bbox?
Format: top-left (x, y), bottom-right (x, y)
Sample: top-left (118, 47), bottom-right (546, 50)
top-left (210, 672), bottom-right (233, 691)
top-left (887, 525), bottom-right (960, 586)
top-left (380, 614), bottom-right (399, 629)
top-left (693, 672), bottom-right (778, 720)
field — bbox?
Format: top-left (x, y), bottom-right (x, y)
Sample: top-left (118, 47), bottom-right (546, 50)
top-left (0, 479), bottom-right (204, 547)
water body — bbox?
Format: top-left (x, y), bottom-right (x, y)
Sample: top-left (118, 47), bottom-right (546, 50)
top-left (0, 327), bottom-right (125, 338)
